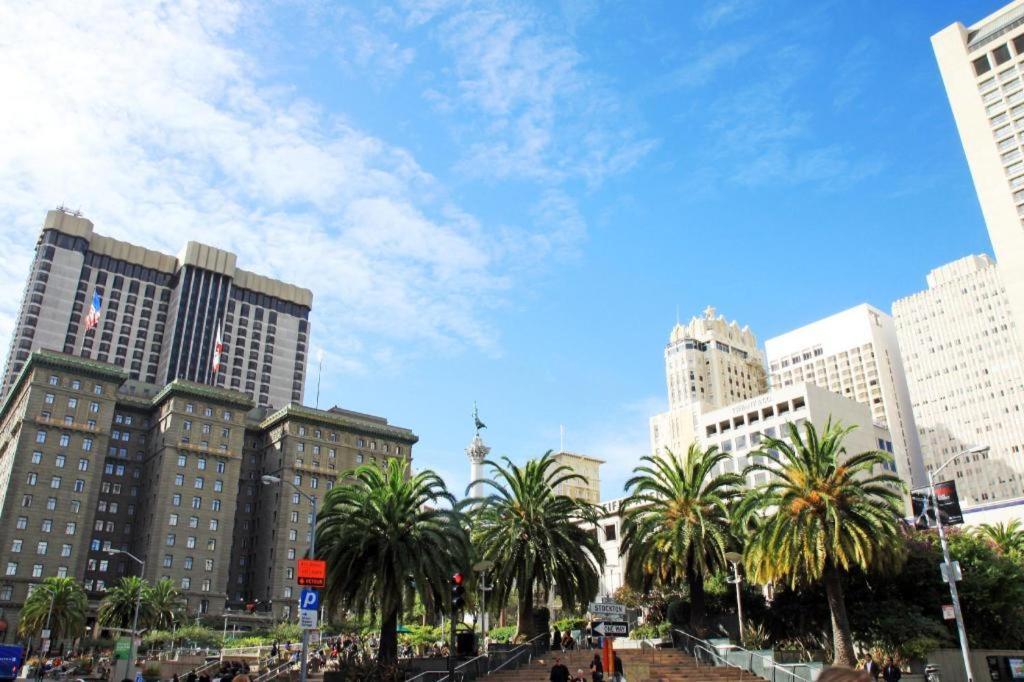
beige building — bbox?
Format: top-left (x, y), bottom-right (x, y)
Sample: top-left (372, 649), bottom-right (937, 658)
top-left (933, 1), bottom-right (1024, 350)
top-left (550, 451), bottom-right (603, 505)
top-left (0, 350), bottom-right (417, 637)
top-left (764, 304), bottom-right (925, 489)
top-left (650, 307), bottom-right (767, 458)
top-left (893, 255), bottom-right (1024, 507)
top-left (3, 209), bottom-right (312, 408)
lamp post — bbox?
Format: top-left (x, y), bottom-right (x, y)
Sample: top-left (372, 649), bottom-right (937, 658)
top-left (32, 585), bottom-right (56, 682)
top-left (107, 549), bottom-right (146, 675)
top-left (262, 473), bottom-right (317, 682)
top-left (927, 444), bottom-right (988, 682)
top-left (724, 552), bottom-right (745, 645)
top-left (472, 560), bottom-right (494, 653)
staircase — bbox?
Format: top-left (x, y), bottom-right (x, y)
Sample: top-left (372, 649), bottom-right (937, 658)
top-left (485, 647), bottom-right (756, 682)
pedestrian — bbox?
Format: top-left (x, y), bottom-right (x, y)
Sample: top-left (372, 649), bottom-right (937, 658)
top-left (550, 656), bottom-right (570, 682)
top-left (882, 657), bottom-right (901, 682)
top-left (552, 626), bottom-right (562, 651)
top-left (862, 654), bottom-right (881, 681)
top-left (172, 673), bottom-right (180, 682)
top-left (590, 653), bottom-right (604, 682)
top-left (612, 653), bottom-right (625, 682)
top-left (186, 669), bottom-right (198, 682)
top-left (575, 669), bottom-right (587, 682)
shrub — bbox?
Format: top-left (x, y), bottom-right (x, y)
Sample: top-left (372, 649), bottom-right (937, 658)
top-left (487, 626), bottom-right (517, 643)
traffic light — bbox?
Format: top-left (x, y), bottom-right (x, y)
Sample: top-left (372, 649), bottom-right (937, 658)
top-left (451, 572), bottom-right (466, 612)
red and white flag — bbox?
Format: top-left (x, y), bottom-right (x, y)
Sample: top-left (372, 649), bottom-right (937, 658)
top-left (211, 326), bottom-right (224, 373)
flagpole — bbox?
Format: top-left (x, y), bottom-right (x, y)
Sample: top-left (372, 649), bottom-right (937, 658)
top-left (315, 349), bottom-right (324, 409)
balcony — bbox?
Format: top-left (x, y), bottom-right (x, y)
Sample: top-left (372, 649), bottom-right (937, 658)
top-left (34, 415), bottom-right (100, 433)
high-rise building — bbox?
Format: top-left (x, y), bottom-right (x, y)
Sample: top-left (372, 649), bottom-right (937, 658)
top-left (650, 307), bottom-right (767, 457)
top-left (893, 255), bottom-right (1024, 507)
top-left (550, 451), bottom-right (603, 505)
top-left (764, 304), bottom-right (925, 488)
top-left (933, 2), bottom-right (1024, 347)
top-left (0, 349), bottom-right (417, 636)
top-left (3, 209), bottom-right (313, 408)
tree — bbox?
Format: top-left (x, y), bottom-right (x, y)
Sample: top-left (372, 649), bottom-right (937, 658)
top-left (146, 579), bottom-right (184, 630)
top-left (472, 452), bottom-right (605, 638)
top-left (743, 420), bottom-right (905, 667)
top-left (620, 445), bottom-right (743, 632)
top-left (316, 459), bottom-right (469, 663)
top-left (98, 576), bottom-right (152, 631)
top-left (974, 519), bottom-right (1024, 555)
top-left (18, 577), bottom-right (88, 644)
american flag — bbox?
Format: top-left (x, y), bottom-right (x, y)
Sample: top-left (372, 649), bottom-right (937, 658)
top-left (84, 292), bottom-right (102, 331)
top-left (211, 326), bottom-right (224, 373)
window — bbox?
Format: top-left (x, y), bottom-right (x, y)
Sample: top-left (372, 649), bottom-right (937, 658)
top-left (60, 543), bottom-right (71, 557)
top-left (186, 536), bottom-right (196, 549)
top-left (169, 514), bottom-right (178, 526)
top-left (44, 393), bottom-right (55, 404)
top-left (65, 522), bottom-right (76, 535)
top-left (204, 559), bottom-right (214, 571)
top-left (181, 577), bottom-right (191, 590)
top-left (188, 516), bottom-right (198, 529)
top-left (604, 524), bottom-right (617, 541)
top-left (211, 500), bottom-right (221, 511)
top-left (191, 496), bottom-right (201, 509)
top-left (50, 476), bottom-right (62, 489)
top-left (175, 474), bottom-right (184, 486)
top-left (46, 499), bottom-right (56, 512)
top-left (197, 457), bottom-right (206, 470)
top-left (21, 495), bottom-right (32, 508)
top-left (82, 438), bottom-right (93, 451)
top-left (185, 403), bottom-right (194, 413)
top-left (49, 375), bottom-right (59, 386)
top-left (207, 538), bottom-right (216, 551)
top-left (287, 548), bottom-right (296, 560)
top-left (93, 384), bottom-right (102, 395)
top-left (213, 480), bottom-right (223, 492)
top-left (288, 529), bottom-right (297, 541)
top-left (163, 555), bottom-right (173, 568)
top-left (172, 494), bottom-right (181, 507)
top-left (216, 460), bottom-right (225, 473)
top-left (10, 541), bottom-right (21, 553)
top-left (67, 397), bottom-right (77, 409)
top-left (16, 517), bottom-right (27, 530)
top-left (995, 43), bottom-right (1012, 65)
top-left (178, 455), bottom-right (187, 467)
top-left (184, 556), bottom-right (193, 570)
top-left (73, 479), bottom-right (84, 492)
top-left (166, 534), bottom-right (175, 546)
top-left (194, 477), bottom-right (204, 489)
top-left (26, 473), bottom-right (37, 486)
top-left (5, 563), bottom-right (16, 576)
top-left (975, 54), bottom-right (992, 76)
top-left (223, 410), bottom-right (232, 421)
top-left (89, 401), bottom-right (99, 413)
top-left (59, 434), bottom-right (70, 447)
top-left (31, 565), bottom-right (42, 578)
top-left (54, 454), bottom-right (65, 468)
top-left (36, 542), bottom-right (47, 555)
top-left (201, 579), bottom-right (211, 592)
top-left (36, 430), bottom-right (46, 443)
top-left (209, 519), bottom-right (218, 531)
top-left (78, 459), bottom-right (89, 471)
top-left (71, 380), bottom-right (80, 390)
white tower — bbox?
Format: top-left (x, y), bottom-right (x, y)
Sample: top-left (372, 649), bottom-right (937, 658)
top-left (466, 434), bottom-right (490, 499)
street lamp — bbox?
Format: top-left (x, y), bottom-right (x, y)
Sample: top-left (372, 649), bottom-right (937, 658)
top-left (31, 584), bottom-right (56, 682)
top-left (106, 549), bottom-right (146, 675)
top-left (928, 444), bottom-right (988, 682)
top-left (472, 560), bottom-right (494, 652)
top-left (724, 552), bottom-right (745, 645)
top-left (262, 472), bottom-right (317, 682)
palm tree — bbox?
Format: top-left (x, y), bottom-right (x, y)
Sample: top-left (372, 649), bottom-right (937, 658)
top-left (975, 520), bottom-right (1024, 555)
top-left (471, 452), bottom-right (605, 638)
top-left (743, 420), bottom-right (905, 668)
top-left (315, 459), bottom-right (469, 664)
top-left (18, 577), bottom-right (88, 644)
top-left (98, 576), bottom-right (152, 630)
top-left (620, 444), bottom-right (743, 633)
top-left (146, 579), bottom-right (184, 630)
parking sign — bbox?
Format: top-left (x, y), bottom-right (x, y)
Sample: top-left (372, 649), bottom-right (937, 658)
top-left (300, 588), bottom-right (320, 611)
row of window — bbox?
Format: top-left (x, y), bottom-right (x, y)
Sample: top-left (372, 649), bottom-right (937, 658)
top-left (168, 514), bottom-right (219, 530)
top-left (8, 540), bottom-right (72, 556)
top-left (46, 374), bottom-right (104, 395)
top-left (13, 518), bottom-right (76, 534)
top-left (35, 430), bottom-right (95, 449)
top-left (169, 494), bottom-right (222, 511)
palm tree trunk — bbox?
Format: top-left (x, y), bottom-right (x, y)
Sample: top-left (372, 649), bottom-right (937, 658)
top-left (517, 592), bottom-right (535, 638)
top-left (687, 563), bottom-right (706, 634)
top-left (378, 606), bottom-right (399, 663)
top-left (823, 564), bottom-right (855, 667)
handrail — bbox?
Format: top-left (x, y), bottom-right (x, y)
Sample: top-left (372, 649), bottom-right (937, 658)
top-left (695, 644), bottom-right (746, 680)
top-left (254, 658), bottom-right (293, 682)
top-left (672, 628), bottom-right (811, 682)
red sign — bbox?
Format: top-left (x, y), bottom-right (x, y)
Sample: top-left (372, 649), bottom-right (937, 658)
top-left (297, 559), bottom-right (327, 587)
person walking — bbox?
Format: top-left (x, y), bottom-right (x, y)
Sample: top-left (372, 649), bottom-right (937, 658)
top-left (612, 653), bottom-right (624, 682)
top-left (550, 657), bottom-right (571, 682)
top-left (590, 653), bottom-right (604, 682)
top-left (882, 657), bottom-right (901, 682)
top-left (552, 626), bottom-right (562, 651)
top-left (862, 654), bottom-right (881, 681)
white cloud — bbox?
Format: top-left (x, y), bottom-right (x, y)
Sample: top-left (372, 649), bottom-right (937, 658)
top-left (0, 0), bottom-right (564, 375)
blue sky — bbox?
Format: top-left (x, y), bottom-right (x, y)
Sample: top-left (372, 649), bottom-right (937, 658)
top-left (0, 0), bottom-right (1005, 499)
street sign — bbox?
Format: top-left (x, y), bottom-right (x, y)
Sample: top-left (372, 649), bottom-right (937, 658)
top-left (296, 559), bottom-right (327, 587)
top-left (298, 609), bottom-right (318, 630)
top-left (592, 620), bottom-right (629, 637)
top-left (589, 602), bottom-right (626, 617)
top-left (40, 629), bottom-right (50, 639)
top-left (942, 605), bottom-right (955, 620)
top-left (940, 561), bottom-right (963, 583)
top-left (114, 638), bottom-right (132, 660)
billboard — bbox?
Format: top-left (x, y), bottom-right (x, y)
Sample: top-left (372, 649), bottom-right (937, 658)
top-left (911, 481), bottom-right (964, 528)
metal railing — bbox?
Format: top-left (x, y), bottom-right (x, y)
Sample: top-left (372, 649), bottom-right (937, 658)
top-left (405, 632), bottom-right (550, 682)
top-left (672, 628), bottom-right (812, 682)
top-left (254, 658), bottom-right (294, 682)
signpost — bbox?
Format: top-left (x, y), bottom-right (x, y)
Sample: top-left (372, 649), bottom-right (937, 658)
top-left (589, 602), bottom-right (626, 618)
top-left (592, 620), bottom-right (629, 637)
top-left (115, 638), bottom-right (132, 660)
top-left (296, 559), bottom-right (327, 588)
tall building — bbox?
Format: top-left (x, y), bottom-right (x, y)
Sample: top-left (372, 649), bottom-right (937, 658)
top-left (893, 255), bottom-right (1024, 507)
top-left (550, 451), bottom-right (603, 505)
top-left (764, 304), bottom-right (925, 489)
top-left (650, 307), bottom-right (767, 457)
top-left (933, 1), bottom-right (1024, 348)
top-left (0, 350), bottom-right (417, 636)
top-left (3, 209), bottom-right (313, 408)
